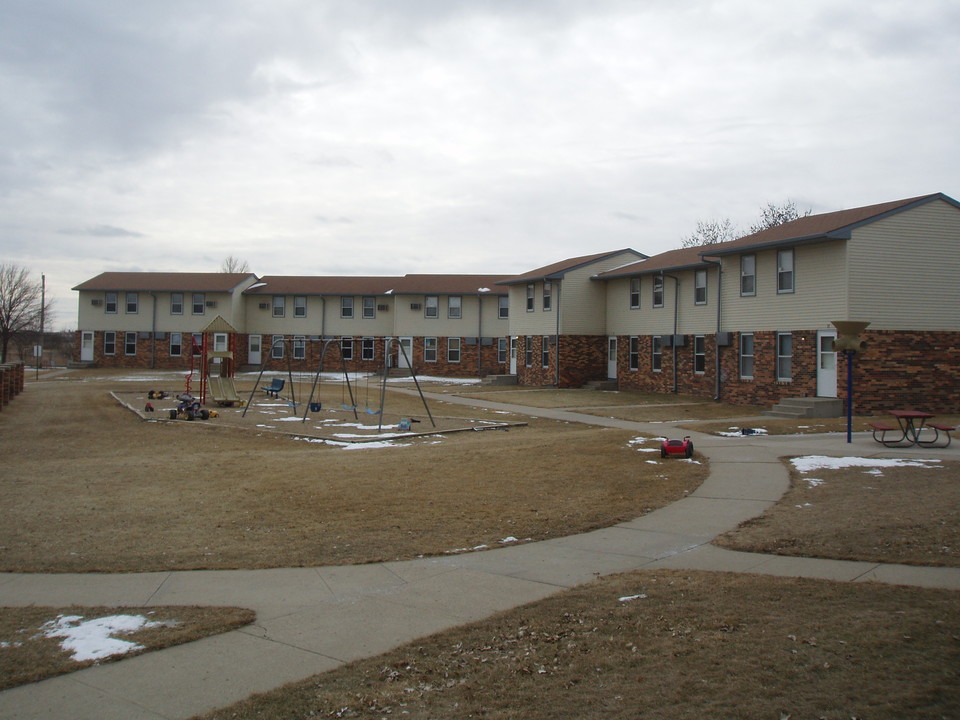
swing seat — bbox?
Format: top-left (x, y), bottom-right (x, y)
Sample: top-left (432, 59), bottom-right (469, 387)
top-left (365, 407), bottom-right (381, 415)
top-left (341, 403), bottom-right (356, 410)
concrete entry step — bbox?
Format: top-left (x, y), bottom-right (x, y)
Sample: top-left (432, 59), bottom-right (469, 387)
top-left (767, 397), bottom-right (843, 418)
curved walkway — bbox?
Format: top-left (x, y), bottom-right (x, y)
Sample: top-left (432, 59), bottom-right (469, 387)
top-left (1, 394), bottom-right (958, 719)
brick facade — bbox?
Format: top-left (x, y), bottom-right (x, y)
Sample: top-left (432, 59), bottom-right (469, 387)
top-left (515, 335), bottom-right (607, 388)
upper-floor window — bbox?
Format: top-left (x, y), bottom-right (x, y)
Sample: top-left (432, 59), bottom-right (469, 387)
top-left (272, 295), bottom-right (285, 318)
top-left (777, 249), bottom-right (795, 293)
top-left (294, 296), bottom-right (307, 318)
top-left (653, 276), bottom-right (664, 308)
top-left (125, 292), bottom-right (139, 314)
top-left (448, 295), bottom-right (462, 319)
top-left (192, 293), bottom-right (205, 315)
top-left (740, 332), bottom-right (754, 379)
top-left (693, 335), bottom-right (706, 373)
top-left (542, 282), bottom-right (552, 311)
top-left (740, 255), bottom-right (756, 296)
top-left (777, 331), bottom-right (793, 381)
top-left (526, 284), bottom-right (535, 312)
top-left (629, 277), bottom-right (641, 309)
top-left (447, 337), bottom-right (461, 363)
top-left (425, 295), bottom-right (439, 319)
top-left (170, 293), bottom-right (183, 315)
top-left (694, 270), bottom-right (707, 305)
top-left (340, 296), bottom-right (354, 319)
top-left (652, 335), bottom-right (662, 372)
top-left (362, 296), bottom-right (376, 319)
top-left (105, 292), bottom-right (118, 314)
top-left (498, 296), bottom-right (509, 319)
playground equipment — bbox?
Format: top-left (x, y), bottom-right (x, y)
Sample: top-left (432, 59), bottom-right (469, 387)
top-left (660, 436), bottom-right (694, 458)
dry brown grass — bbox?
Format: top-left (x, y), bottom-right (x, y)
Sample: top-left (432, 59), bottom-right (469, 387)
top-left (716, 460), bottom-right (960, 567)
top-left (195, 569), bottom-right (960, 720)
top-left (0, 372), bottom-right (705, 573)
top-left (0, 605), bottom-right (253, 691)
top-left (686, 415), bottom-right (960, 437)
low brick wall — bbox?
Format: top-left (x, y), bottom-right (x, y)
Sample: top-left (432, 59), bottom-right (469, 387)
top-left (0, 362), bottom-right (25, 410)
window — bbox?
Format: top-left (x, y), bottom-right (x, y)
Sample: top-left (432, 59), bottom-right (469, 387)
top-left (629, 336), bottom-right (639, 371)
top-left (525, 336), bottom-right (533, 367)
top-left (447, 337), bottom-right (461, 363)
top-left (170, 293), bottom-right (183, 315)
top-left (340, 296), bottom-right (354, 319)
top-left (497, 337), bottom-right (507, 364)
top-left (424, 337), bottom-right (437, 362)
top-left (170, 332), bottom-right (182, 357)
top-left (271, 334), bottom-right (284, 360)
top-left (125, 292), bottom-right (138, 314)
top-left (293, 335), bottom-right (306, 360)
top-left (652, 335), bottom-right (662, 372)
top-left (425, 295), bottom-right (439, 318)
top-left (192, 293), bottom-right (205, 315)
top-left (694, 270), bottom-right (707, 305)
top-left (340, 337), bottom-right (354, 361)
top-left (272, 295), bottom-right (285, 318)
top-left (294, 296), bottom-right (307, 318)
top-left (693, 335), bottom-right (706, 373)
top-left (653, 275), bottom-right (664, 308)
top-left (739, 333), bottom-right (754, 379)
top-left (105, 292), bottom-right (117, 314)
top-left (777, 249), bottom-right (795, 293)
top-left (361, 337), bottom-right (375, 361)
top-left (542, 282), bottom-right (552, 311)
top-left (124, 331), bottom-right (137, 356)
top-left (541, 336), bottom-right (550, 368)
top-left (629, 277), bottom-right (641, 309)
top-left (740, 255), bottom-right (756, 296)
top-left (777, 332), bottom-right (793, 381)
top-left (448, 295), bottom-right (462, 319)
top-left (214, 333), bottom-right (228, 352)
top-left (362, 297), bottom-right (376, 319)
top-left (104, 331), bottom-right (116, 355)
top-left (192, 333), bottom-right (203, 356)
top-left (498, 296), bottom-right (509, 319)
top-left (526, 284), bottom-right (535, 312)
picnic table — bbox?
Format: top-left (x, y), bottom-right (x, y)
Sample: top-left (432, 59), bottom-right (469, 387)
top-left (870, 410), bottom-right (954, 448)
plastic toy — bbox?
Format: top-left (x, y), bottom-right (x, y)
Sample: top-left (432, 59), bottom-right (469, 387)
top-left (660, 436), bottom-right (694, 458)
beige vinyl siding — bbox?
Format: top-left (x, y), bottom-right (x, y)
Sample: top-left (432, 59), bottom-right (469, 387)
top-left (605, 267), bottom-right (719, 336)
top-left (321, 296), bottom-right (395, 336)
top-left (507, 284), bottom-right (553, 335)
top-left (393, 295), bottom-right (508, 337)
top-left (78, 290), bottom-right (241, 333)
top-left (847, 199), bottom-right (960, 330)
top-left (720, 242), bottom-right (848, 331)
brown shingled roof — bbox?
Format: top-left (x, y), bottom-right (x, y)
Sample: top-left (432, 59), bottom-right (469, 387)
top-left (595, 246), bottom-right (712, 279)
top-left (391, 274), bottom-right (510, 295)
top-left (246, 274), bottom-right (510, 296)
top-left (498, 249), bottom-right (646, 285)
top-left (72, 272), bottom-right (256, 292)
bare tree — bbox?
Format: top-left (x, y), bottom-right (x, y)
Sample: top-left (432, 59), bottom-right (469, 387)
top-left (749, 199), bottom-right (812, 234)
top-left (680, 217), bottom-right (741, 248)
top-left (0, 264), bottom-right (49, 363)
top-left (220, 255), bottom-right (250, 273)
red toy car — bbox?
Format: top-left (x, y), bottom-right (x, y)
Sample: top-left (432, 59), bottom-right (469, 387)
top-left (660, 436), bottom-right (694, 458)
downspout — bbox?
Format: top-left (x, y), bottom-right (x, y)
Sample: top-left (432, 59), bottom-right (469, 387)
top-left (702, 259), bottom-right (723, 400)
top-left (477, 294), bottom-right (483, 376)
top-left (554, 281), bottom-right (561, 386)
top-left (149, 292), bottom-right (158, 369)
top-left (663, 272), bottom-right (680, 394)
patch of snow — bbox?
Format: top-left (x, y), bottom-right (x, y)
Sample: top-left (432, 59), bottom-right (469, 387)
top-left (39, 614), bottom-right (173, 662)
top-left (618, 594), bottom-right (648, 602)
top-left (718, 427), bottom-right (769, 437)
top-left (791, 456), bottom-right (941, 473)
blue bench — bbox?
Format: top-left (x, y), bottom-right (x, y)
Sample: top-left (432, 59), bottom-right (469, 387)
top-left (262, 378), bottom-right (285, 397)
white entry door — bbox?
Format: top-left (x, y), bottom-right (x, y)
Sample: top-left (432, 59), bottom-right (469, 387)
top-left (607, 337), bottom-right (618, 379)
top-left (248, 335), bottom-right (262, 366)
top-left (817, 330), bottom-right (838, 397)
top-left (509, 336), bottom-right (517, 374)
top-left (397, 337), bottom-right (413, 369)
top-left (80, 331), bottom-right (94, 362)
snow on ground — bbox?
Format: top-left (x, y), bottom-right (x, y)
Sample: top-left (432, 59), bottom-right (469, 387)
top-left (718, 427), bottom-right (769, 437)
top-left (39, 614), bottom-right (174, 662)
top-left (791, 456), bottom-right (942, 473)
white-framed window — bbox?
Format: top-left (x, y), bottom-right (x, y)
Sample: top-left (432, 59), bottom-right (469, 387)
top-left (497, 337), bottom-right (507, 364)
top-left (542, 282), bottom-right (552, 311)
top-left (740, 332), bottom-right (754, 379)
top-left (170, 332), bottom-right (182, 357)
top-left (214, 333), bottom-right (228, 352)
top-left (192, 293), bottom-right (205, 315)
top-left (498, 296), bottom-right (509, 319)
top-left (629, 277), bottom-right (641, 309)
top-left (629, 336), bottom-right (639, 371)
top-left (525, 336), bottom-right (533, 367)
top-left (124, 331), bottom-right (137, 356)
top-left (294, 296), bottom-right (307, 318)
top-left (191, 333), bottom-right (203, 357)
top-left (694, 270), bottom-right (707, 305)
top-left (340, 337), bottom-right (354, 361)
top-left (448, 295), bottom-right (462, 319)
top-left (272, 295), bottom-right (285, 318)
top-left (362, 297), bottom-right (376, 319)
top-left (125, 292), bottom-right (138, 314)
top-left (425, 295), bottom-right (439, 319)
top-left (693, 335), bottom-right (706, 373)
top-left (104, 331), bottom-right (116, 355)
top-left (653, 275), bottom-right (664, 308)
top-left (105, 292), bottom-right (118, 314)
top-left (424, 337), bottom-right (437, 362)
top-left (652, 335), bottom-right (662, 372)
top-left (447, 337), bottom-right (461, 363)
top-left (271, 334), bottom-right (285, 360)
top-left (340, 296), bottom-right (354, 319)
top-left (776, 332), bottom-right (793, 381)
top-left (170, 292), bottom-right (183, 315)
top-left (777, 249), bottom-right (795, 293)
top-left (541, 335), bottom-right (550, 368)
top-left (361, 337), bottom-right (375, 361)
top-left (526, 284), bottom-right (535, 312)
top-left (293, 335), bottom-right (306, 360)
top-left (740, 255), bottom-right (756, 297)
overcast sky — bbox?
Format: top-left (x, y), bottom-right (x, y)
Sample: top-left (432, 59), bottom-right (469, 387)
top-left (2, 0), bottom-right (958, 329)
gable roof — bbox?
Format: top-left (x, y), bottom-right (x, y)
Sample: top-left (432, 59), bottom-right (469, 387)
top-left (72, 272), bottom-right (257, 292)
top-left (595, 246), bottom-right (713, 279)
top-left (245, 274), bottom-right (510, 296)
top-left (390, 274), bottom-right (510, 295)
top-left (497, 249), bottom-right (646, 285)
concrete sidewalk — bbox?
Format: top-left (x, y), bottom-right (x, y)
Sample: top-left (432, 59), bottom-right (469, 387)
top-left (1, 396), bottom-right (957, 719)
